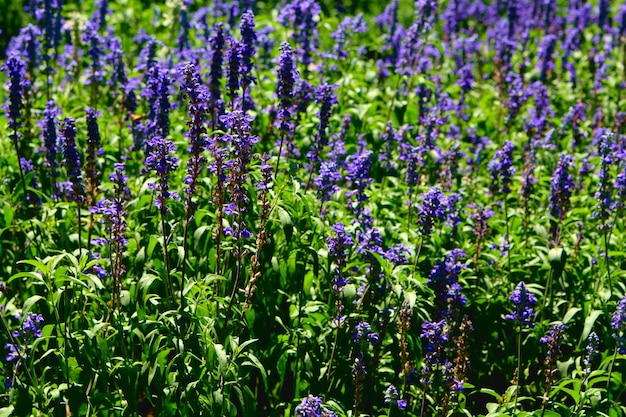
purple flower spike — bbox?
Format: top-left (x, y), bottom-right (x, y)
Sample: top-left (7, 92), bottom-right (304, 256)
top-left (505, 281), bottom-right (537, 328)
top-left (61, 117), bottom-right (85, 204)
top-left (146, 136), bottom-right (180, 211)
top-left (488, 140), bottom-right (516, 195)
top-left (295, 395), bottom-right (337, 417)
top-left (549, 154), bottom-right (575, 222)
top-left (611, 295), bottom-right (626, 354)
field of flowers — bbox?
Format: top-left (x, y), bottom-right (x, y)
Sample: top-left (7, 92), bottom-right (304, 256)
top-left (2, 0), bottom-right (626, 415)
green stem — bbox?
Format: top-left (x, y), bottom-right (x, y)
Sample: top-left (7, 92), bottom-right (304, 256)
top-left (512, 327), bottom-right (522, 410)
top-left (160, 207), bottom-right (174, 305)
top-left (606, 346), bottom-right (619, 412)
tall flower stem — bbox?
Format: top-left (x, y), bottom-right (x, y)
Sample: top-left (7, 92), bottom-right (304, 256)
top-left (275, 131), bottom-right (286, 181)
top-left (606, 346), bottom-right (618, 411)
top-left (603, 229), bottom-right (612, 298)
top-left (504, 197), bottom-right (511, 278)
top-left (512, 326), bottom-right (522, 410)
top-left (160, 208), bottom-right (174, 305)
top-left (12, 132), bottom-right (27, 206)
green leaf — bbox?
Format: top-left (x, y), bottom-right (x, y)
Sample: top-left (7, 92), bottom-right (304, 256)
top-left (578, 310), bottom-right (602, 348)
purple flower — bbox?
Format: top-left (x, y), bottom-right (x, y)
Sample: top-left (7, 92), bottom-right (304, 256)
top-left (428, 249), bottom-right (467, 319)
top-left (90, 0), bottom-right (111, 31)
top-left (21, 312), bottom-right (44, 339)
top-left (6, 25), bottom-right (42, 69)
top-left (146, 136), bottom-right (180, 211)
top-left (611, 295), bottom-right (626, 354)
top-left (540, 323), bottom-right (565, 363)
top-left (82, 21), bottom-right (105, 86)
top-left (467, 203), bottom-right (493, 240)
top-left (180, 63), bottom-right (209, 207)
top-left (329, 14), bottom-right (367, 60)
top-left (277, 0), bottom-right (321, 71)
top-left (488, 140), bottom-right (516, 195)
top-left (505, 281), bottom-right (537, 328)
top-left (275, 42), bottom-right (298, 134)
top-left (135, 31), bottom-right (159, 72)
top-left (416, 186), bottom-right (460, 236)
top-left (549, 154), bottom-right (575, 222)
top-left (85, 108), bottom-right (103, 206)
top-left (39, 100), bottom-right (60, 178)
top-left (221, 111), bottom-right (259, 241)
top-left (295, 395), bottom-right (336, 417)
top-left (2, 55), bottom-right (29, 137)
top-left (26, 0), bottom-right (63, 55)
top-left (384, 384), bottom-right (399, 404)
top-left (239, 10), bottom-right (257, 93)
top-left (583, 331), bottom-right (599, 377)
top-left (61, 118), bottom-right (85, 204)
top-left (537, 34), bottom-right (557, 82)
top-left (591, 131), bottom-right (615, 229)
top-left (315, 160), bottom-right (342, 204)
top-left (352, 321), bottom-right (379, 344)
top-left (420, 319), bottom-right (449, 385)
top-left (307, 84), bottom-right (338, 169)
top-left (138, 64), bottom-right (171, 152)
top-left (175, 0), bottom-right (192, 59)
top-left (226, 38), bottom-right (241, 103)
top-left (103, 35), bottom-right (128, 89)
top-left (208, 24), bottom-right (226, 126)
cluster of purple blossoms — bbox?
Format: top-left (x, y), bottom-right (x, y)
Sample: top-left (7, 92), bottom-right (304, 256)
top-left (549, 154), bottom-right (575, 222)
top-left (505, 281), bottom-right (537, 328)
top-left (103, 36), bottom-right (128, 90)
top-left (416, 186), bottom-right (462, 236)
top-left (315, 160), bottom-right (342, 206)
top-left (20, 158), bottom-right (42, 208)
top-left (611, 295), bottom-right (626, 354)
top-left (307, 84), bottom-right (338, 169)
top-left (540, 323), bottom-right (565, 364)
top-left (488, 140), bottom-right (516, 195)
top-left (2, 56), bottom-right (29, 139)
top-left (135, 31), bottom-right (159, 73)
top-left (328, 14), bottom-right (367, 61)
top-left (583, 331), bottom-right (599, 377)
top-left (221, 111), bottom-right (259, 240)
top-left (239, 10), bottom-right (257, 97)
top-left (82, 21), bottom-right (105, 87)
top-left (275, 42), bottom-right (298, 135)
top-left (328, 222), bottom-right (352, 291)
top-left (295, 395), bottom-right (337, 417)
top-left (6, 312), bottom-right (44, 364)
top-left (26, 0), bottom-right (64, 55)
top-left (352, 321), bottom-right (379, 344)
top-left (90, 163), bottom-right (131, 284)
top-left (90, 0), bottom-right (111, 31)
top-left (467, 203), bottom-right (494, 240)
top-left (180, 63), bottom-right (209, 211)
top-left (427, 249), bottom-right (467, 319)
top-left (420, 319), bottom-right (449, 385)
top-left (540, 322), bottom-right (566, 391)
top-left (142, 64), bottom-right (171, 144)
top-left (60, 118), bottom-right (85, 204)
top-left (146, 136), bottom-right (180, 212)
top-left (226, 38), bottom-right (242, 104)
top-left (85, 108), bottom-right (103, 206)
top-left (208, 24), bottom-right (226, 127)
top-left (591, 130), bottom-right (615, 229)
top-left (7, 25), bottom-right (42, 70)
top-left (277, 0), bottom-right (321, 71)
top-left (384, 384), bottom-right (407, 410)
top-left (38, 101), bottom-right (61, 192)
top-left (346, 149), bottom-right (373, 224)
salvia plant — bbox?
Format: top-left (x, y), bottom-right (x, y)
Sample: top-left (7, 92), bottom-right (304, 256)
top-left (1, 1), bottom-right (626, 416)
